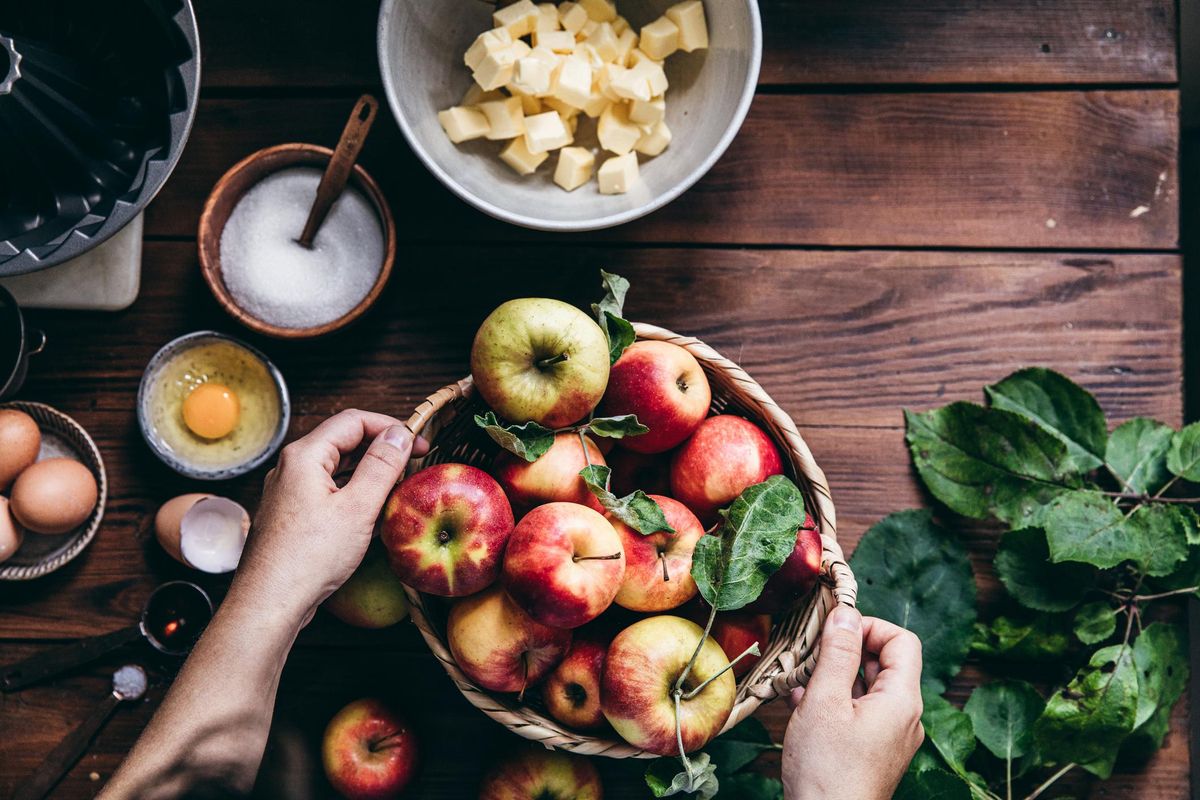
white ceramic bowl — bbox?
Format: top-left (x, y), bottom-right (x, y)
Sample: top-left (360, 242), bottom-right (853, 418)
top-left (377, 0), bottom-right (762, 231)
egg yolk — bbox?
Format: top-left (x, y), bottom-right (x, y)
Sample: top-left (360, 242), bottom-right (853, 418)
top-left (183, 383), bottom-right (240, 440)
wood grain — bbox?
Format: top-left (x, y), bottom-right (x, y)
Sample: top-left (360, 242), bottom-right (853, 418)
top-left (196, 0), bottom-right (1178, 89)
top-left (144, 92), bottom-right (1180, 249)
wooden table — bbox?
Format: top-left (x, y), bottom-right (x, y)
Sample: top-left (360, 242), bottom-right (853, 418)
top-left (0, 1), bottom-right (1186, 797)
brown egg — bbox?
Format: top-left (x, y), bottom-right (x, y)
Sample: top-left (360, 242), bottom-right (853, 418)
top-left (154, 493), bottom-right (213, 564)
top-left (0, 497), bottom-right (23, 564)
top-left (0, 409), bottom-right (41, 490)
top-left (10, 458), bottom-right (99, 535)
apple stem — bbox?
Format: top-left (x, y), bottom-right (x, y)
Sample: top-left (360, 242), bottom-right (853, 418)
top-left (660, 553), bottom-right (670, 583)
top-left (574, 552), bottom-right (622, 562)
top-left (683, 642), bottom-right (761, 701)
top-left (673, 603), bottom-right (718, 698)
top-left (536, 352), bottom-right (569, 369)
top-left (518, 655), bottom-right (529, 702)
top-left (370, 730), bottom-right (407, 753)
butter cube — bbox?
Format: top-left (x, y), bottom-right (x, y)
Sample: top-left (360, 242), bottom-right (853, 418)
top-left (575, 43), bottom-right (606, 69)
top-left (585, 22), bottom-right (620, 63)
top-left (542, 96), bottom-right (577, 117)
top-left (560, 2), bottom-right (589, 34)
top-left (554, 146), bottom-right (596, 191)
top-left (613, 16), bottom-right (630, 35)
top-left (629, 95), bottom-right (665, 126)
top-left (438, 106), bottom-right (490, 143)
top-left (610, 67), bottom-right (652, 102)
top-left (501, 137), bottom-right (549, 175)
top-left (639, 17), bottom-right (680, 60)
top-left (510, 88), bottom-right (544, 115)
top-left (534, 30), bottom-right (576, 53)
top-left (579, 19), bottom-right (598, 40)
top-left (512, 56), bottom-right (554, 96)
top-left (464, 28), bottom-right (513, 71)
top-left (614, 29), bottom-right (639, 65)
top-left (598, 102), bottom-right (642, 155)
top-left (563, 111), bottom-right (581, 136)
top-left (598, 152), bottom-right (639, 194)
top-left (528, 46), bottom-right (561, 68)
top-left (478, 96), bottom-right (526, 140)
top-left (493, 0), bottom-right (540, 38)
top-left (462, 85), bottom-right (505, 106)
top-left (579, 0), bottom-right (617, 23)
top-left (666, 0), bottom-right (709, 52)
top-left (552, 57), bottom-right (593, 109)
top-left (473, 46), bottom-right (520, 91)
top-left (524, 110), bottom-right (573, 154)
top-left (582, 83), bottom-right (611, 117)
top-left (536, 3), bottom-right (561, 32)
top-left (511, 39), bottom-right (532, 59)
top-left (636, 120), bottom-right (672, 156)
top-left (630, 56), bottom-right (669, 95)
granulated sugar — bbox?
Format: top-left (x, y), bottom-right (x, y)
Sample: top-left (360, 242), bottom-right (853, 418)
top-left (219, 168), bottom-right (384, 329)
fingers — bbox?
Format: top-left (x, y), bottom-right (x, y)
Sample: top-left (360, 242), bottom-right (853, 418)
top-left (284, 410), bottom-right (405, 476)
top-left (860, 616), bottom-right (923, 698)
top-left (787, 686), bottom-right (805, 710)
top-left (804, 604), bottom-right (864, 706)
top-left (341, 425), bottom-right (419, 512)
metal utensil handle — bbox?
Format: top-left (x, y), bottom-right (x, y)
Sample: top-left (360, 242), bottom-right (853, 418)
top-left (1, 625), bottom-right (142, 692)
top-left (12, 691), bottom-right (122, 800)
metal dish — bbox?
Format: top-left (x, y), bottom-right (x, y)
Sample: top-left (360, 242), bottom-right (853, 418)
top-left (0, 286), bottom-right (46, 400)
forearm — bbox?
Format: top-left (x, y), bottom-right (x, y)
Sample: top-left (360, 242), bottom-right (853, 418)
top-left (100, 578), bottom-right (305, 799)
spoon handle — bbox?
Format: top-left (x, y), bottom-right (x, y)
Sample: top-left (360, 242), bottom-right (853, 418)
top-left (13, 691), bottom-right (123, 800)
top-left (297, 94), bottom-right (379, 248)
top-left (1, 625), bottom-right (142, 692)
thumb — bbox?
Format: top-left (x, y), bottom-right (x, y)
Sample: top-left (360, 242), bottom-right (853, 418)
top-left (343, 425), bottom-right (417, 513)
top-left (804, 605), bottom-right (864, 704)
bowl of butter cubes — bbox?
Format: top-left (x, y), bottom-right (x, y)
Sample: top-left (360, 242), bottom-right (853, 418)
top-left (377, 0), bottom-right (762, 231)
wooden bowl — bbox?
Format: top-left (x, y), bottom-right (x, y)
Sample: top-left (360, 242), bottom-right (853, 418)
top-left (198, 143), bottom-right (397, 339)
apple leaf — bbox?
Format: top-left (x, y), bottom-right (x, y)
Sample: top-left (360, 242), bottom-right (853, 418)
top-left (963, 680), bottom-right (1043, 762)
top-left (971, 614), bottom-right (1072, 662)
top-left (579, 465), bottom-right (675, 535)
top-left (921, 693), bottom-right (976, 777)
top-left (592, 270), bottom-right (637, 365)
top-left (1106, 418), bottom-right (1174, 495)
top-left (1033, 644), bottom-right (1139, 769)
top-left (904, 403), bottom-right (1079, 528)
top-left (1122, 623), bottom-right (1189, 762)
top-left (893, 767), bottom-right (973, 800)
top-left (848, 510), bottom-right (977, 689)
top-left (586, 414), bottom-right (650, 440)
top-left (704, 717), bottom-right (777, 776)
top-left (994, 527), bottom-right (1095, 612)
top-left (1072, 601), bottom-right (1117, 645)
top-left (716, 774), bottom-right (784, 800)
top-left (473, 413), bottom-right (555, 462)
top-left (644, 752), bottom-right (719, 799)
top-left (1166, 422), bottom-right (1200, 482)
top-left (691, 476), bottom-right (807, 611)
top-left (985, 367), bottom-right (1108, 473)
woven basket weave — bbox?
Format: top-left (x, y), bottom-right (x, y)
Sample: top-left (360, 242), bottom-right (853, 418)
top-left (400, 323), bottom-right (858, 758)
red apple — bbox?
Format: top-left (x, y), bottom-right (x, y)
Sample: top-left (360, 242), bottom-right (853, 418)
top-left (381, 463), bottom-right (514, 597)
top-left (503, 503), bottom-right (625, 629)
top-left (601, 615), bottom-right (736, 755)
top-left (325, 543), bottom-right (410, 629)
top-left (543, 636), bottom-right (608, 730)
top-left (479, 747), bottom-right (603, 800)
top-left (322, 698), bottom-right (418, 799)
top-left (599, 340), bottom-right (712, 454)
top-left (606, 447), bottom-right (672, 497)
top-left (744, 515), bottom-right (823, 614)
top-left (670, 415), bottom-right (784, 523)
top-left (447, 584), bottom-right (571, 694)
top-left (494, 433), bottom-right (606, 515)
top-left (612, 495), bottom-right (705, 612)
top-left (710, 613), bottom-right (772, 678)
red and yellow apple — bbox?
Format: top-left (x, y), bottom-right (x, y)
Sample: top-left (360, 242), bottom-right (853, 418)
top-left (606, 447), bottom-right (672, 497)
top-left (494, 433), bottom-right (606, 515)
top-left (479, 747), bottom-right (602, 800)
top-left (601, 615), bottom-right (736, 755)
top-left (470, 298), bottom-right (611, 429)
top-left (543, 635), bottom-right (609, 730)
top-left (599, 340), bottom-right (711, 454)
top-left (446, 584), bottom-right (571, 694)
top-left (744, 515), bottom-right (822, 614)
top-left (503, 503), bottom-right (625, 629)
top-left (670, 415), bottom-right (784, 523)
top-left (324, 543), bottom-right (410, 629)
top-left (381, 463), bottom-right (514, 597)
top-left (612, 495), bottom-right (705, 612)
top-left (322, 698), bottom-right (418, 799)
top-left (710, 613), bottom-right (772, 678)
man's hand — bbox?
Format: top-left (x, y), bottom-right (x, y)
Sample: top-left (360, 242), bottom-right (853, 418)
top-left (234, 410), bottom-right (429, 622)
top-left (782, 606), bottom-right (925, 800)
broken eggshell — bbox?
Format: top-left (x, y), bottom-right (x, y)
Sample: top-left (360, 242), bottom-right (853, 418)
top-left (154, 494), bottom-right (250, 574)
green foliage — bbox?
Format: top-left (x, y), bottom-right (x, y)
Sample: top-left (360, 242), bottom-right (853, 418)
top-left (1167, 422), bottom-right (1200, 482)
top-left (971, 614), bottom-right (1072, 662)
top-left (985, 367), bottom-right (1107, 472)
top-left (585, 414), bottom-right (649, 439)
top-left (1106, 418), bottom-right (1173, 494)
top-left (714, 774), bottom-right (784, 799)
top-left (994, 528), bottom-right (1094, 612)
top-left (1072, 601), bottom-right (1116, 645)
top-left (963, 680), bottom-right (1043, 762)
top-left (893, 768), bottom-right (973, 800)
top-left (474, 412), bottom-right (555, 462)
top-left (645, 753), bottom-right (719, 799)
top-left (592, 270), bottom-right (637, 364)
top-left (703, 718), bottom-right (776, 776)
top-left (579, 464), bottom-right (674, 535)
top-left (921, 694), bottom-right (976, 776)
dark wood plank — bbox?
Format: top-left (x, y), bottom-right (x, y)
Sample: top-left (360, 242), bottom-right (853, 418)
top-left (145, 92), bottom-right (1180, 249)
top-left (196, 0), bottom-right (1179, 89)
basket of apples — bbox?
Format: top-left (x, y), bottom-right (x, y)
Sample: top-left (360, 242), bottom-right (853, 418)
top-left (380, 272), bottom-right (857, 786)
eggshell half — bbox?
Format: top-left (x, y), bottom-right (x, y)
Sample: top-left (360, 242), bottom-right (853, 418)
top-left (154, 493), bottom-right (213, 565)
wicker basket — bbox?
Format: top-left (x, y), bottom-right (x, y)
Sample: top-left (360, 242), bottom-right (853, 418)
top-left (399, 323), bottom-right (858, 758)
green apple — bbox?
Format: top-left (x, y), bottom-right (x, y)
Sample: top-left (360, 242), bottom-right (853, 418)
top-left (325, 543), bottom-right (410, 629)
top-left (470, 298), bottom-right (611, 428)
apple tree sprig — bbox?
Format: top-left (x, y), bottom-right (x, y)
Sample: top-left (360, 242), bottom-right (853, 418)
top-left (473, 411), bottom-right (648, 462)
top-left (592, 270), bottom-right (637, 365)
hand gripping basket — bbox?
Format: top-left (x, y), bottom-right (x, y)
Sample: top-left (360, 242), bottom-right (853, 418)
top-left (399, 323), bottom-right (858, 758)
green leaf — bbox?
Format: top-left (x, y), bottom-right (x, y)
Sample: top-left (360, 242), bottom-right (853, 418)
top-left (1039, 490), bottom-right (1139, 570)
top-left (1072, 601), bottom-right (1117, 645)
top-left (1106, 418), bottom-right (1174, 495)
top-left (705, 718), bottom-right (776, 776)
top-left (971, 614), bottom-right (1071, 662)
top-left (985, 367), bottom-right (1107, 472)
top-left (592, 270), bottom-right (636, 365)
top-left (645, 753), bottom-right (719, 799)
top-left (1033, 644), bottom-right (1139, 768)
top-left (849, 510), bottom-right (977, 688)
top-left (1125, 503), bottom-right (1191, 577)
top-left (1130, 622), bottom-right (1189, 730)
top-left (474, 412), bottom-right (555, 462)
top-left (1167, 422), bottom-right (1200, 482)
top-left (963, 680), bottom-right (1043, 762)
top-left (904, 403), bottom-right (1079, 527)
top-left (893, 768), bottom-right (972, 800)
top-left (921, 693), bottom-right (976, 775)
top-left (691, 476), bottom-right (807, 611)
top-left (586, 414), bottom-right (650, 440)
top-left (579, 465), bottom-right (675, 535)
top-left (714, 774), bottom-right (783, 799)
top-left (603, 312), bottom-right (637, 366)
top-left (994, 527), bottom-right (1095, 612)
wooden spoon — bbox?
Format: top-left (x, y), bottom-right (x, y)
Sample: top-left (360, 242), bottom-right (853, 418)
top-left (296, 94), bottom-right (379, 249)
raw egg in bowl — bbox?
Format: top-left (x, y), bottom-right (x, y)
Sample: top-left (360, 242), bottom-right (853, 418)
top-left (138, 331), bottom-right (290, 480)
